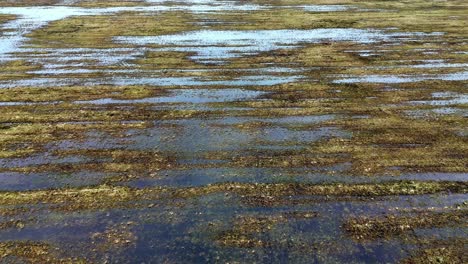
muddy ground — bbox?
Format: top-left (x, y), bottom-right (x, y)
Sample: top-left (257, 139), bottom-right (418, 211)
top-left (0, 0), bottom-right (466, 263)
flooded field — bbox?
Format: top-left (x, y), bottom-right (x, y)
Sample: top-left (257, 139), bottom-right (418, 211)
top-left (0, 0), bottom-right (466, 263)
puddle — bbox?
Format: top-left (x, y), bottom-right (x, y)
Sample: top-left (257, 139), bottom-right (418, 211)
top-left (0, 192), bottom-right (464, 263)
top-left (261, 126), bottom-right (350, 142)
top-left (211, 115), bottom-right (336, 125)
top-left (298, 5), bottom-right (383, 13)
top-left (111, 75), bottom-right (300, 86)
top-left (333, 71), bottom-right (468, 83)
top-left (0, 3), bottom-right (264, 57)
top-left (410, 62), bottom-right (468, 69)
top-left (115, 29), bottom-right (434, 63)
top-left (299, 5), bottom-right (352, 12)
top-left (28, 65), bottom-right (300, 75)
top-left (75, 88), bottom-right (267, 104)
top-left (0, 5), bottom-right (444, 89)
top-left (0, 7), bottom-right (102, 56)
top-left (118, 115), bottom-right (336, 155)
top-left (0, 75), bottom-right (299, 88)
top-left (0, 76), bottom-right (299, 88)
top-left (369, 60), bottom-right (468, 70)
top-left (405, 107), bottom-right (467, 117)
top-left (397, 172), bottom-right (468, 182)
top-left (0, 154), bottom-right (94, 169)
top-left (145, 0), bottom-right (262, 10)
top-left (16, 47), bottom-right (143, 66)
top-left (0, 101), bottom-right (57, 106)
top-left (125, 167), bottom-right (468, 188)
top-left (0, 2), bottom-right (466, 262)
top-left (411, 91), bottom-right (468, 106)
top-left (0, 171), bottom-right (110, 191)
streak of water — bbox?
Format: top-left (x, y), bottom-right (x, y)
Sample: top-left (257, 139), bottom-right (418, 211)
top-left (0, 75), bottom-right (299, 88)
top-left (116, 29), bottom-right (438, 63)
top-left (333, 71), bottom-right (468, 83)
top-left (75, 88), bottom-right (267, 104)
top-left (0, 4), bottom-right (264, 57)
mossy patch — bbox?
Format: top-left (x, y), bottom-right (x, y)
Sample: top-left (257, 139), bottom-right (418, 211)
top-left (344, 210), bottom-right (467, 240)
top-left (5, 149), bottom-right (175, 178)
top-left (0, 120), bottom-right (151, 158)
top-left (0, 241), bottom-right (82, 263)
top-left (28, 12), bottom-right (198, 48)
top-left (0, 181), bottom-right (465, 211)
top-left (313, 110), bottom-right (467, 175)
top-left (0, 85), bottom-right (164, 102)
top-left (213, 4), bottom-right (467, 37)
top-left (216, 212), bottom-right (317, 248)
top-left (0, 60), bottom-right (41, 81)
top-left (401, 241), bottom-right (466, 264)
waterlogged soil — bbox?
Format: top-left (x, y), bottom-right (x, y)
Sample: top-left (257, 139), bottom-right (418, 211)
top-left (0, 0), bottom-right (467, 263)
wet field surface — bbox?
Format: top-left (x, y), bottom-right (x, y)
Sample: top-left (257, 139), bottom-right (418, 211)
top-left (0, 0), bottom-right (467, 263)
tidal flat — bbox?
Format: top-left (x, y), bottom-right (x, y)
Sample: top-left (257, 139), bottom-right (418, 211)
top-left (0, 0), bottom-right (466, 263)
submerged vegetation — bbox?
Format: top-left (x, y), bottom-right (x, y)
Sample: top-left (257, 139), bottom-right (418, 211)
top-left (0, 0), bottom-right (466, 262)
top-left (344, 209), bottom-right (467, 240)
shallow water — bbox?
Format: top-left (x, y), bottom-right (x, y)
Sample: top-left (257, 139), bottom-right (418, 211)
top-left (115, 29), bottom-right (432, 63)
top-left (411, 91), bottom-right (468, 106)
top-left (76, 88), bottom-right (267, 104)
top-left (300, 5), bottom-right (352, 12)
top-left (0, 75), bottom-right (300, 88)
top-left (0, 1), bottom-right (466, 263)
top-left (0, 3), bottom-right (264, 59)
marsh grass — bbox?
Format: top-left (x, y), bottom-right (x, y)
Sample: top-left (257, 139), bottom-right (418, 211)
top-left (0, 0), bottom-right (466, 262)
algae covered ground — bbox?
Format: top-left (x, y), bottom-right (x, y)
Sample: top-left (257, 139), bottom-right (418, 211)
top-left (0, 0), bottom-right (467, 263)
